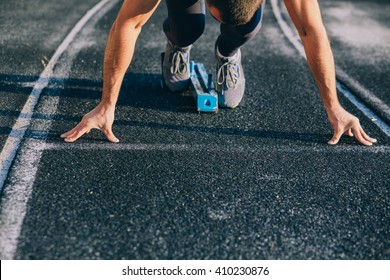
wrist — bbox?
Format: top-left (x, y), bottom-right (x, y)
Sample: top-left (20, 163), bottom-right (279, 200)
top-left (98, 100), bottom-right (116, 111)
top-left (324, 104), bottom-right (350, 125)
top-left (323, 97), bottom-right (343, 115)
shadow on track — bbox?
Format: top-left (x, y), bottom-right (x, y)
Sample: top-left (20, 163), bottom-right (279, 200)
top-left (0, 73), bottom-right (340, 145)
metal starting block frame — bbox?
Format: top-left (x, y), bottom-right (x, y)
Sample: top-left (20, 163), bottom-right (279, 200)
top-left (189, 61), bottom-right (218, 113)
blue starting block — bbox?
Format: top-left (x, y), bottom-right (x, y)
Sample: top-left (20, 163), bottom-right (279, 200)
top-left (189, 61), bottom-right (218, 113)
top-left (161, 52), bottom-right (218, 113)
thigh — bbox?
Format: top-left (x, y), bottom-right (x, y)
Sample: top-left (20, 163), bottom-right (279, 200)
top-left (163, 0), bottom-right (206, 46)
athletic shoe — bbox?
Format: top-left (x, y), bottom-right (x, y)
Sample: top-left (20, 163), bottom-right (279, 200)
top-left (162, 41), bottom-right (191, 92)
top-left (215, 47), bottom-right (245, 108)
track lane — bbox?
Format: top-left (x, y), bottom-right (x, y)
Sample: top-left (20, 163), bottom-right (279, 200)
top-left (0, 1), bottom-right (388, 260)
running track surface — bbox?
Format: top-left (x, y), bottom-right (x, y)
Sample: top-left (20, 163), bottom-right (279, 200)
top-left (0, 0), bottom-right (389, 260)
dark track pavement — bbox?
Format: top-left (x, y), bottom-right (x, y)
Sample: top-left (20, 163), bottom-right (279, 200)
top-left (320, 0), bottom-right (390, 123)
top-left (0, 0), bottom-right (389, 260)
top-left (0, 0), bottom-right (104, 149)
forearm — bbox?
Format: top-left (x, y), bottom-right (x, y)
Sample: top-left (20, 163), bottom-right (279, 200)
top-left (284, 0), bottom-right (342, 114)
top-left (100, 0), bottom-right (160, 108)
top-left (282, 0), bottom-right (376, 146)
top-left (101, 21), bottom-right (141, 107)
top-left (301, 28), bottom-right (341, 113)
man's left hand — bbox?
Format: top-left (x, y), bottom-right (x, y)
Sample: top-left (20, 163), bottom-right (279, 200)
top-left (327, 107), bottom-right (377, 146)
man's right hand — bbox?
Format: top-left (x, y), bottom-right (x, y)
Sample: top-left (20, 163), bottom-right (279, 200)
top-left (60, 0), bottom-right (161, 143)
top-left (60, 102), bottom-right (119, 143)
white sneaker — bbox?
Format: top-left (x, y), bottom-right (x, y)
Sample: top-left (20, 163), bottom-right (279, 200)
top-left (215, 47), bottom-right (245, 108)
top-left (162, 41), bottom-right (192, 92)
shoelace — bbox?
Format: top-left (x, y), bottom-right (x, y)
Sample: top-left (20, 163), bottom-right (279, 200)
top-left (217, 61), bottom-right (240, 90)
top-left (170, 50), bottom-right (188, 75)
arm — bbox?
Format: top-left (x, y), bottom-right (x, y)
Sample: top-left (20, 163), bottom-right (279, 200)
top-left (61, 0), bottom-right (161, 142)
top-left (283, 0), bottom-right (376, 146)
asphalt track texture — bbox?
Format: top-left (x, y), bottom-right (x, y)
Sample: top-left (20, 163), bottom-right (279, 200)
top-left (321, 0), bottom-right (390, 107)
top-left (0, 0), bottom-right (389, 259)
top-left (314, 0), bottom-right (390, 124)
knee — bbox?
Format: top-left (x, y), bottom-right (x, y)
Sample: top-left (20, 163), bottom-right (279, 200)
top-left (177, 15), bottom-right (205, 46)
top-left (166, 14), bottom-right (205, 47)
top-left (184, 15), bottom-right (206, 45)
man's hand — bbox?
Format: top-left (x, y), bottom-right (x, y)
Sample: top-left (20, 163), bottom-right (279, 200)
top-left (60, 102), bottom-right (119, 143)
top-left (284, 0), bottom-right (377, 146)
top-left (327, 107), bottom-right (377, 146)
top-left (60, 0), bottom-right (160, 143)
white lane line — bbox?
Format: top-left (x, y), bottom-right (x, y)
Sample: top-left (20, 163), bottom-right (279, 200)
top-left (0, 0), bottom-right (120, 260)
top-left (269, 0), bottom-right (305, 58)
top-left (42, 142), bottom-right (390, 153)
top-left (270, 0), bottom-right (390, 137)
top-left (337, 81), bottom-right (390, 136)
top-left (0, 0), bottom-right (114, 192)
top-left (336, 68), bottom-right (390, 123)
top-left (0, 140), bottom-right (45, 260)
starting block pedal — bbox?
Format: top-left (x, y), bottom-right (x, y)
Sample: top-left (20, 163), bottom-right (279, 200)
top-left (189, 61), bottom-right (218, 113)
top-left (161, 52), bottom-right (218, 113)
